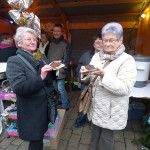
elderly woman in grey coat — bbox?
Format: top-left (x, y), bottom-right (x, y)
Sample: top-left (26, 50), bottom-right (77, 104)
top-left (6, 27), bottom-right (55, 150)
top-left (81, 22), bottom-right (137, 150)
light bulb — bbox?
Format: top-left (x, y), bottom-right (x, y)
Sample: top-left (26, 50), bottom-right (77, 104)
top-left (141, 14), bottom-right (146, 18)
top-left (10, 20), bottom-right (13, 24)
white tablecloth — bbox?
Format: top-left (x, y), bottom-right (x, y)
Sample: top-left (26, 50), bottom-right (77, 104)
top-left (0, 63), bottom-right (7, 73)
top-left (130, 82), bottom-right (150, 99)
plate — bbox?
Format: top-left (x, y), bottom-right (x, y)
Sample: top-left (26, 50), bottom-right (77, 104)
top-left (81, 69), bottom-right (97, 73)
top-left (52, 64), bottom-right (65, 70)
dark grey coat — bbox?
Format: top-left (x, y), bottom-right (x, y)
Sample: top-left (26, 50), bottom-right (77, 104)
top-left (0, 47), bottom-right (17, 62)
top-left (6, 49), bottom-right (55, 141)
top-left (76, 49), bottom-right (94, 89)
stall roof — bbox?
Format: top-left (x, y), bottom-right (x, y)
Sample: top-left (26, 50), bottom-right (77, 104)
top-left (0, 0), bottom-right (150, 29)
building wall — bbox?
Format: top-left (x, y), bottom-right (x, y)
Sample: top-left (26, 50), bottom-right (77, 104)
top-left (70, 28), bottom-right (137, 63)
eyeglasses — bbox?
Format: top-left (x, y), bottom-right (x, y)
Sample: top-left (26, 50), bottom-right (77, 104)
top-left (23, 38), bottom-right (37, 42)
top-left (102, 39), bottom-right (118, 44)
top-left (94, 41), bottom-right (102, 45)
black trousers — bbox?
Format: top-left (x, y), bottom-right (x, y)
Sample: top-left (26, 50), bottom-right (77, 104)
top-left (28, 139), bottom-right (43, 150)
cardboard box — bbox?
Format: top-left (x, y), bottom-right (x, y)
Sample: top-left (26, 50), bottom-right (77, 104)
top-left (44, 109), bottom-right (66, 149)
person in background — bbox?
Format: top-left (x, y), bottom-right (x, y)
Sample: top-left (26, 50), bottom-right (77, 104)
top-left (72, 35), bottom-right (103, 130)
top-left (0, 32), bottom-right (17, 62)
top-left (80, 22), bottom-right (137, 150)
top-left (38, 31), bottom-right (51, 57)
top-left (6, 27), bottom-right (56, 150)
top-left (47, 24), bottom-right (71, 111)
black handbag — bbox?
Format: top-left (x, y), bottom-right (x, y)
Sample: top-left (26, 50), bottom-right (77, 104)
top-left (44, 88), bottom-right (57, 124)
top-left (18, 54), bottom-right (57, 124)
top-left (47, 97), bottom-right (57, 124)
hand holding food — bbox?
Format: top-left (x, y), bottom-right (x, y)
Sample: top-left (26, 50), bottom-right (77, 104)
top-left (80, 65), bottom-right (96, 72)
top-left (89, 67), bottom-right (105, 77)
top-left (41, 65), bottom-right (53, 80)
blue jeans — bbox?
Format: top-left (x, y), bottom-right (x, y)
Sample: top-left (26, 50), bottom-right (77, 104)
top-left (75, 112), bottom-right (87, 125)
top-left (54, 79), bottom-right (69, 108)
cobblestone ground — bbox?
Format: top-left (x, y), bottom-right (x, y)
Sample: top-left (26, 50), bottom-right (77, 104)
top-left (0, 91), bottom-right (144, 150)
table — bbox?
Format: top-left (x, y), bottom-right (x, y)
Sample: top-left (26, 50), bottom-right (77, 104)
top-left (0, 63), bottom-right (7, 73)
top-left (125, 82), bottom-right (150, 132)
top-left (130, 82), bottom-right (150, 99)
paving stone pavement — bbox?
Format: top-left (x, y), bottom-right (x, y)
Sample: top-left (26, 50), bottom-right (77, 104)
top-left (0, 91), bottom-right (144, 150)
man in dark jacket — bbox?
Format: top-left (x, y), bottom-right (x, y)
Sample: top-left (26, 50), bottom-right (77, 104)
top-left (47, 24), bottom-right (71, 110)
top-left (0, 33), bottom-right (17, 62)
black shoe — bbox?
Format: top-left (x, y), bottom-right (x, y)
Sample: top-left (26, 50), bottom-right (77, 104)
top-left (60, 107), bottom-right (69, 111)
top-left (71, 122), bottom-right (86, 130)
top-left (56, 100), bottom-right (62, 106)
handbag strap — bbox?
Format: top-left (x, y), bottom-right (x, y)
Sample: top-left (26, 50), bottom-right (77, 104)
top-left (90, 60), bottom-right (111, 86)
top-left (18, 54), bottom-right (37, 75)
top-left (18, 54), bottom-right (51, 97)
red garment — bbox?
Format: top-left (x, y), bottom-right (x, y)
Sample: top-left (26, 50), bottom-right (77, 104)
top-left (0, 43), bottom-right (14, 49)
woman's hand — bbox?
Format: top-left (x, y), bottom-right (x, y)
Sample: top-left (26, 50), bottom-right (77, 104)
top-left (41, 65), bottom-right (53, 80)
top-left (80, 66), bottom-right (89, 75)
top-left (80, 66), bottom-right (104, 76)
top-left (89, 67), bottom-right (105, 77)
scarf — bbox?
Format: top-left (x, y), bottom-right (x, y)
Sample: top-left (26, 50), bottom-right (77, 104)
top-left (52, 35), bottom-right (64, 44)
top-left (39, 41), bottom-right (49, 54)
top-left (0, 41), bottom-right (14, 49)
top-left (99, 44), bottom-right (125, 60)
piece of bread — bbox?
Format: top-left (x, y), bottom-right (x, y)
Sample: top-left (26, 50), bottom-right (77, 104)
top-left (85, 65), bottom-right (95, 70)
top-left (50, 62), bottom-right (62, 69)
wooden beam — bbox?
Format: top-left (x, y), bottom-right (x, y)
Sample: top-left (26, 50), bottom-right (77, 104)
top-left (48, 0), bottom-right (69, 39)
top-left (1, 0), bottom-right (149, 12)
top-left (0, 8), bottom-right (11, 12)
top-left (40, 16), bottom-right (61, 20)
top-left (35, 0), bottom-right (150, 9)
top-left (27, 0), bottom-right (40, 13)
top-left (69, 21), bottom-right (137, 29)
top-left (39, 13), bottom-right (139, 20)
top-left (0, 16), bottom-right (9, 22)
top-left (68, 13), bottom-right (140, 19)
top-left (48, 0), bottom-right (67, 18)
top-left (0, 0), bottom-right (40, 13)
top-left (142, 2), bottom-right (150, 14)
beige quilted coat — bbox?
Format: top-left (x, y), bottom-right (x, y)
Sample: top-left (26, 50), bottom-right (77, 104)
top-left (81, 51), bottom-right (137, 130)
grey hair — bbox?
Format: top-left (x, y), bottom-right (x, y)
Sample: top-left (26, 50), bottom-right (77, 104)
top-left (101, 22), bottom-right (123, 40)
top-left (14, 26), bottom-right (38, 48)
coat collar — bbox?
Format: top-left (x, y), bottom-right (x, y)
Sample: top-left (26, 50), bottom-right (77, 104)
top-left (90, 48), bottom-right (95, 58)
top-left (52, 35), bottom-right (64, 44)
top-left (16, 48), bottom-right (40, 69)
top-left (99, 44), bottom-right (125, 60)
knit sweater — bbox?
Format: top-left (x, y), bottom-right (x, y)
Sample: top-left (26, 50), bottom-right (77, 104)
top-left (47, 36), bottom-right (71, 79)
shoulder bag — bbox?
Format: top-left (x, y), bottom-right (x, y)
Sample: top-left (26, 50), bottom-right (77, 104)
top-left (79, 60), bottom-right (111, 114)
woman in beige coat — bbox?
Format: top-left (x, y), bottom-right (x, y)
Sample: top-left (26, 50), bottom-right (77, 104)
top-left (81, 22), bottom-right (137, 150)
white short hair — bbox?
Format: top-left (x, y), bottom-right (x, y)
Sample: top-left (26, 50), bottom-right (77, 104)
top-left (14, 26), bottom-right (38, 48)
top-left (101, 22), bottom-right (123, 40)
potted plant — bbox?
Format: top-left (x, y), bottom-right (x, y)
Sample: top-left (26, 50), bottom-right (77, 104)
top-left (132, 113), bottom-right (150, 150)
